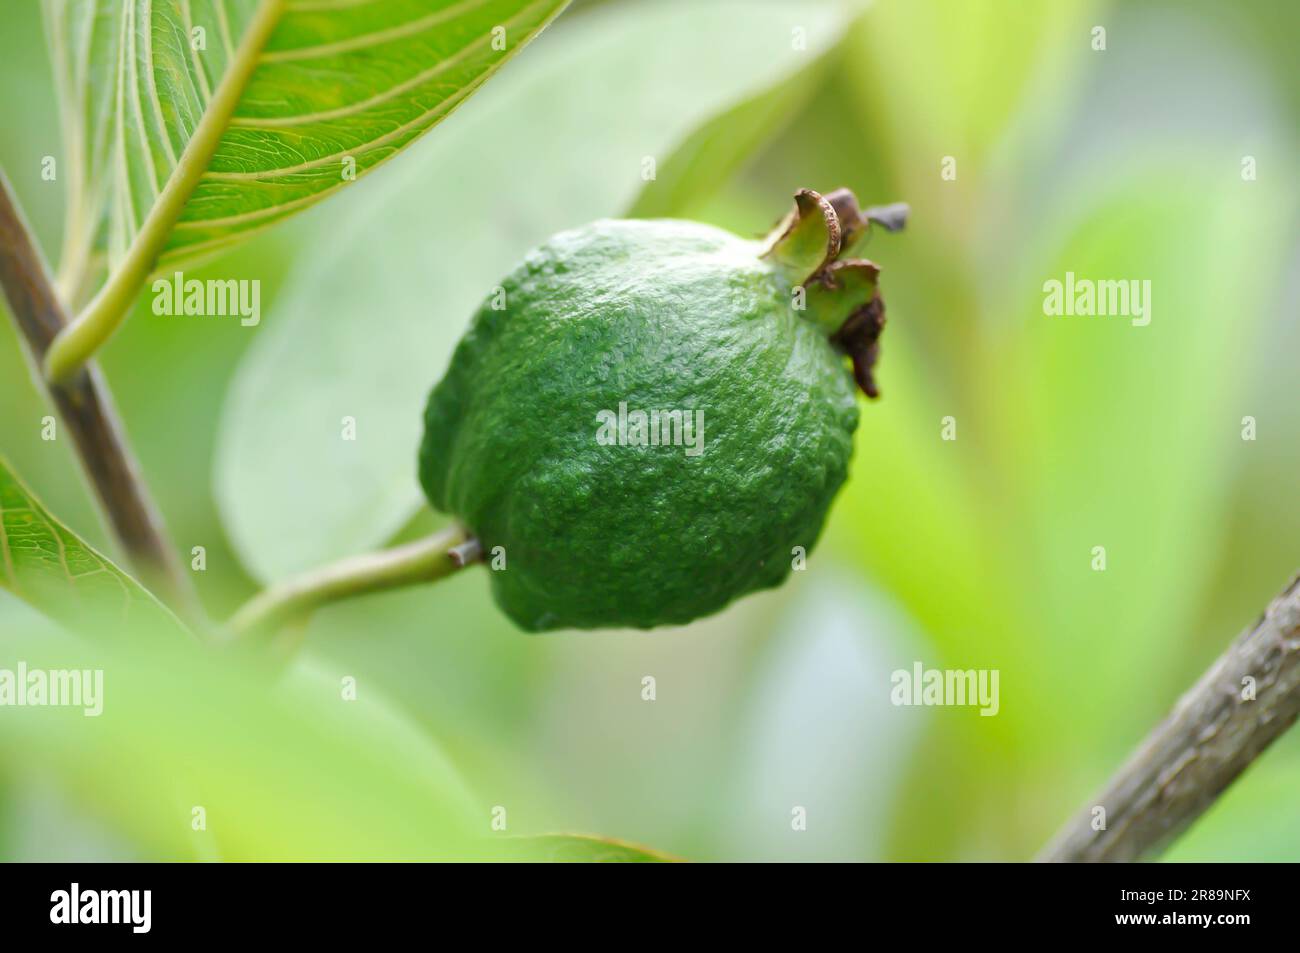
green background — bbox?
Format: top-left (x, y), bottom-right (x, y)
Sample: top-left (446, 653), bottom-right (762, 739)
top-left (1, 0), bottom-right (1297, 861)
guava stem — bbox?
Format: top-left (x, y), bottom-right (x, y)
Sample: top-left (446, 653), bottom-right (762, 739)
top-left (449, 536), bottom-right (485, 567)
top-left (228, 526), bottom-right (473, 641)
top-left (0, 173), bottom-right (205, 631)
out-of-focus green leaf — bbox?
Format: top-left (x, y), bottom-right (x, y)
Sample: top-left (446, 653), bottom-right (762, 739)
top-left (718, 572), bottom-right (928, 861)
top-left (824, 2), bottom-right (1297, 860)
top-left (625, 35), bottom-right (836, 219)
top-left (498, 833), bottom-right (678, 862)
top-left (44, 0), bottom-right (570, 300)
top-left (0, 622), bottom-right (482, 859)
top-left (844, 0), bottom-right (1098, 186)
top-left (0, 607), bottom-right (661, 860)
top-left (997, 165), bottom-right (1285, 733)
top-left (215, 0), bottom-right (851, 582)
top-left (0, 456), bottom-right (185, 637)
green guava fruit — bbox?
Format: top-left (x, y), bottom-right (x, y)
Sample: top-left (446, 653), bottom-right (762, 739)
top-left (419, 188), bottom-right (905, 631)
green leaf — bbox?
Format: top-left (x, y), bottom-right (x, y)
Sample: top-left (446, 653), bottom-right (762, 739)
top-left (45, 0), bottom-right (570, 304)
top-left (624, 36), bottom-right (834, 220)
top-left (0, 621), bottom-right (483, 859)
top-left (824, 14), bottom-right (1297, 859)
top-left (0, 456), bottom-right (185, 637)
top-left (498, 833), bottom-right (679, 863)
top-left (216, 0), bottom-right (852, 582)
top-left (843, 0), bottom-right (1098, 184)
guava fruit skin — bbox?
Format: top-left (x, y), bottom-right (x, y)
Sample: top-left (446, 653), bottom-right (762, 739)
top-left (420, 218), bottom-right (859, 631)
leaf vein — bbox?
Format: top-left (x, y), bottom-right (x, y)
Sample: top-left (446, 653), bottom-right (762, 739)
top-left (127, 0), bottom-right (163, 203)
top-left (229, 16), bottom-right (499, 130)
top-left (180, 0), bottom-right (214, 103)
top-left (261, 0), bottom-right (492, 63)
top-left (144, 0), bottom-right (181, 171)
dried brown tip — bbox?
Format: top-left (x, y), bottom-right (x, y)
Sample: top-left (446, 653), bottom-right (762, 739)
top-left (831, 294), bottom-right (886, 399)
top-left (824, 188), bottom-right (866, 248)
top-left (759, 189), bottom-right (842, 284)
top-left (864, 203), bottom-right (909, 233)
top-left (765, 187), bottom-right (906, 399)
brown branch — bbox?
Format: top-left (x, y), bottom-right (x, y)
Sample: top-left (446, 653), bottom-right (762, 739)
top-left (0, 172), bottom-right (199, 623)
top-left (1038, 573), bottom-right (1300, 862)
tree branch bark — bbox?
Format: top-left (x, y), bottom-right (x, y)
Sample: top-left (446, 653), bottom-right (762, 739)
top-left (0, 172), bottom-right (199, 622)
top-left (1038, 572), bottom-right (1300, 862)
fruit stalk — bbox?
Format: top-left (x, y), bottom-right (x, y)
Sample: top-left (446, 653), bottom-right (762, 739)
top-left (228, 526), bottom-right (474, 641)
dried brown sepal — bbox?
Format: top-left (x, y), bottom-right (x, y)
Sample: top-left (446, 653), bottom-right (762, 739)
top-left (811, 256), bottom-right (881, 290)
top-left (863, 202), bottom-right (909, 233)
top-left (765, 187), bottom-right (905, 399)
top-left (823, 188), bottom-right (866, 249)
top-left (831, 292), bottom-right (887, 399)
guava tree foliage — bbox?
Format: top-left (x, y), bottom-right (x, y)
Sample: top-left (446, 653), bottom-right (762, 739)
top-left (44, 0), bottom-right (570, 377)
top-left (0, 0), bottom-right (855, 861)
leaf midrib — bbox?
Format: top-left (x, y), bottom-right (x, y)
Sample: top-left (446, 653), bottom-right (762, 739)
top-left (44, 0), bottom-right (288, 383)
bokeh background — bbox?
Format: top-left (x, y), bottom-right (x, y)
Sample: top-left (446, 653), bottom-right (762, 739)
top-left (1, 0), bottom-right (1297, 860)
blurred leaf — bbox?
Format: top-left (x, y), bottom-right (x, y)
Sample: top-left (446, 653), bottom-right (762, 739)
top-left (0, 456), bottom-right (185, 637)
top-left (498, 833), bottom-right (678, 862)
top-left (717, 572), bottom-right (928, 861)
top-left (827, 4), bottom-right (1297, 860)
top-left (0, 624), bottom-right (481, 859)
top-left (44, 0), bottom-right (570, 299)
top-left (216, 0), bottom-right (851, 582)
top-left (845, 0), bottom-right (1098, 186)
top-left (993, 163), bottom-right (1292, 860)
top-left (625, 35), bottom-right (836, 219)
top-left (999, 165), bottom-right (1286, 723)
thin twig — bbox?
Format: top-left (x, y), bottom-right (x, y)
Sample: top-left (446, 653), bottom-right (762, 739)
top-left (0, 173), bottom-right (200, 623)
top-left (1038, 572), bottom-right (1300, 862)
top-left (229, 527), bottom-right (474, 641)
top-left (449, 536), bottom-right (485, 567)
